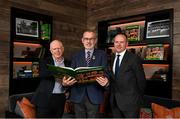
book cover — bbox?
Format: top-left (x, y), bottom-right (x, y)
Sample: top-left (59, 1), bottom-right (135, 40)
top-left (41, 23), bottom-right (51, 41)
top-left (125, 25), bottom-right (140, 42)
top-left (32, 62), bottom-right (39, 77)
top-left (144, 44), bottom-right (164, 60)
top-left (47, 65), bottom-right (105, 84)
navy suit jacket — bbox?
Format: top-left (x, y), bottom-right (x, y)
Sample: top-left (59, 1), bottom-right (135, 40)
top-left (109, 50), bottom-right (146, 111)
top-left (31, 56), bottom-right (70, 107)
top-left (69, 49), bottom-right (108, 104)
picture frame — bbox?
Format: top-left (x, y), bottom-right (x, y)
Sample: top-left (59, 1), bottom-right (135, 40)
top-left (15, 18), bottom-right (39, 37)
top-left (146, 19), bottom-right (170, 38)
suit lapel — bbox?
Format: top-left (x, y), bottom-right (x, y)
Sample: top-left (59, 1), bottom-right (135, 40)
top-left (89, 49), bottom-right (96, 66)
top-left (82, 50), bottom-right (87, 66)
top-left (47, 57), bottom-right (54, 65)
top-left (109, 53), bottom-right (115, 71)
top-left (110, 54), bottom-right (115, 80)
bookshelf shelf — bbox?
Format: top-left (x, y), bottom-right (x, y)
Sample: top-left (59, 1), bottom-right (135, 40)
top-left (98, 9), bottom-right (173, 98)
top-left (10, 7), bottom-right (53, 95)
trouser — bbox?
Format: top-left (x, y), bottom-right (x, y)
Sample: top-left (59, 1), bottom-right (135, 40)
top-left (74, 94), bottom-right (99, 118)
top-left (111, 96), bottom-right (140, 118)
top-left (36, 93), bottom-right (66, 118)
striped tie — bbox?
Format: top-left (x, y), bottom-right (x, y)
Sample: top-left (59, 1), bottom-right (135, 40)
top-left (86, 51), bottom-right (91, 66)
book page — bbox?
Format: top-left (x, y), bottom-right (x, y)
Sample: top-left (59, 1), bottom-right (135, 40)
top-left (75, 66), bottom-right (104, 72)
top-left (60, 66), bottom-right (75, 71)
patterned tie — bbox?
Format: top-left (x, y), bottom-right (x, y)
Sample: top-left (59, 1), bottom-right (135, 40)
top-left (115, 55), bottom-right (120, 79)
top-left (86, 51), bottom-right (91, 66)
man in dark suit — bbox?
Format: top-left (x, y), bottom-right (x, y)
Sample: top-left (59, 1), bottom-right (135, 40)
top-left (31, 40), bottom-right (76, 118)
top-left (63, 30), bottom-right (109, 118)
top-left (108, 33), bottom-right (146, 118)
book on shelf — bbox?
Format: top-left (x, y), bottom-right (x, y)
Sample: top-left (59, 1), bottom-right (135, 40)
top-left (125, 25), bottom-right (141, 42)
top-left (32, 62), bottom-right (39, 77)
top-left (17, 69), bottom-right (33, 78)
top-left (47, 64), bottom-right (105, 84)
top-left (24, 69), bottom-right (33, 78)
top-left (41, 23), bottom-right (51, 41)
top-left (144, 44), bottom-right (164, 60)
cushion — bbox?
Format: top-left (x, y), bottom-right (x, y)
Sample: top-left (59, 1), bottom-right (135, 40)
top-left (152, 103), bottom-right (180, 118)
top-left (140, 108), bottom-right (152, 118)
top-left (15, 97), bottom-right (36, 118)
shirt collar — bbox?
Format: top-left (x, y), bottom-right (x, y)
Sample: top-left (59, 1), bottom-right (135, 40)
top-left (52, 56), bottom-right (64, 64)
top-left (85, 48), bottom-right (94, 54)
top-left (116, 49), bottom-right (126, 58)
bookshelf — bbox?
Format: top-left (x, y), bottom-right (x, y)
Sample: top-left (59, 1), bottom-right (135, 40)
top-left (9, 7), bottom-right (53, 95)
top-left (98, 9), bottom-right (173, 98)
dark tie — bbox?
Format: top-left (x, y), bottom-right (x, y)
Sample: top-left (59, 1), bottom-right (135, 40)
top-left (86, 51), bottom-right (91, 66)
top-left (115, 55), bottom-right (120, 79)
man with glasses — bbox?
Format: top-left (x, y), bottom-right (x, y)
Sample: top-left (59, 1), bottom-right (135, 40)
top-left (63, 30), bottom-right (109, 118)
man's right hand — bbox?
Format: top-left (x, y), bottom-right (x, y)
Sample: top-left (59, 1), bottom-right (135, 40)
top-left (62, 76), bottom-right (77, 86)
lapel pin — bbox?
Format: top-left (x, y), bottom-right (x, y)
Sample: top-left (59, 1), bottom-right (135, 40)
top-left (92, 56), bottom-right (95, 60)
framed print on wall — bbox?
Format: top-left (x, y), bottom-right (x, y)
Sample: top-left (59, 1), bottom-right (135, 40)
top-left (16, 18), bottom-right (39, 37)
top-left (146, 19), bottom-right (170, 39)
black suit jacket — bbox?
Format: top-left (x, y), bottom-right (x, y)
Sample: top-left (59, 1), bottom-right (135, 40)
top-left (31, 56), bottom-right (70, 108)
top-left (109, 50), bottom-right (146, 111)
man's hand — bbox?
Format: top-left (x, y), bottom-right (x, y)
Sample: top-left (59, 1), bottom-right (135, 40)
top-left (96, 77), bottom-right (109, 87)
top-left (62, 76), bottom-right (77, 86)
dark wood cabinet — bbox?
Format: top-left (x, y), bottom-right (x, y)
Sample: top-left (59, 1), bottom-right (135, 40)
top-left (98, 9), bottom-right (173, 98)
top-left (9, 7), bottom-right (53, 95)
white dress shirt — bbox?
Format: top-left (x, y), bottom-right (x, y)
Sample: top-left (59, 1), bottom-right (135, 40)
top-left (52, 57), bottom-right (65, 94)
top-left (113, 50), bottom-right (126, 74)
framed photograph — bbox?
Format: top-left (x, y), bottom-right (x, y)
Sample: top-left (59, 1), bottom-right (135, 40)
top-left (146, 19), bottom-right (170, 38)
top-left (16, 18), bottom-right (39, 37)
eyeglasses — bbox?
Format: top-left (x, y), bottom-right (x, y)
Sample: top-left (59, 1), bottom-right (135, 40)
top-left (83, 38), bottom-right (96, 41)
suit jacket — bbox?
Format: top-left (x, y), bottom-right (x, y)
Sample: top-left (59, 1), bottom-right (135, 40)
top-left (31, 56), bottom-right (70, 108)
top-left (109, 50), bottom-right (146, 111)
top-left (69, 49), bottom-right (108, 105)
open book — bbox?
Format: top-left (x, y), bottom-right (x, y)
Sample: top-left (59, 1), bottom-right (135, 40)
top-left (47, 64), bottom-right (105, 84)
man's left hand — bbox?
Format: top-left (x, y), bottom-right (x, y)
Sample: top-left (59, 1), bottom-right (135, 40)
top-left (96, 77), bottom-right (109, 87)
